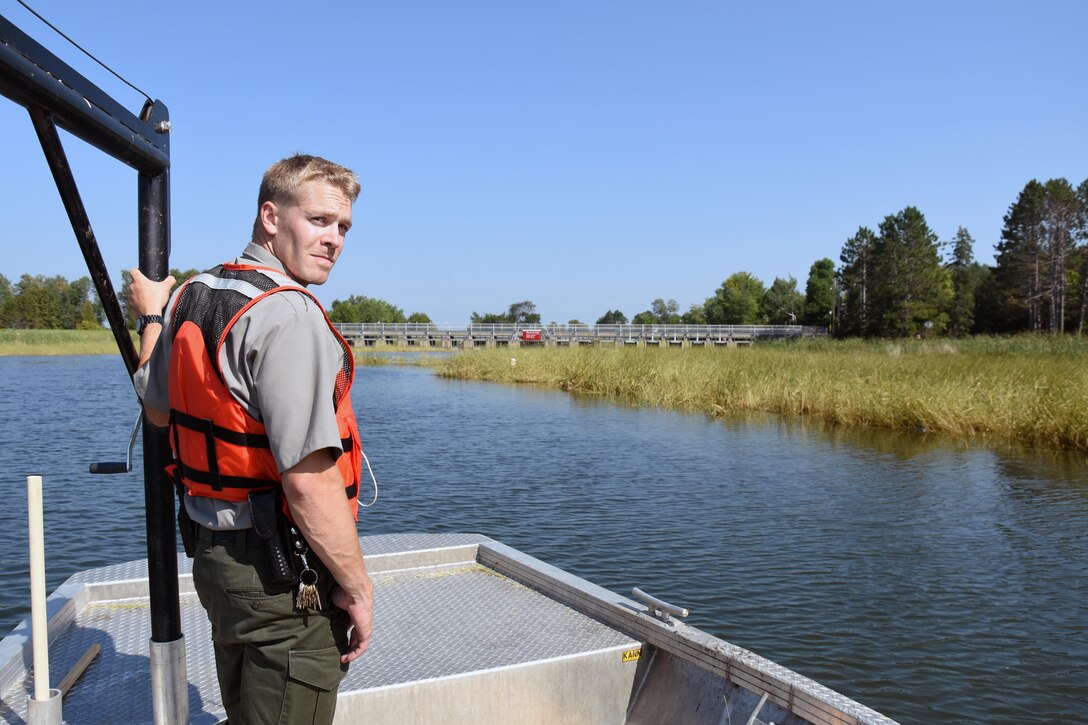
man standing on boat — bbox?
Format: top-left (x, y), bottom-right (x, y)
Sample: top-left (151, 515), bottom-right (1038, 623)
top-left (130, 154), bottom-right (373, 724)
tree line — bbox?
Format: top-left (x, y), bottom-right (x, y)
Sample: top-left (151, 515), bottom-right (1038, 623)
top-left (4, 177), bottom-right (1084, 336)
top-left (835, 176), bottom-right (1088, 337)
top-left (597, 176), bottom-right (1088, 337)
top-left (0, 274), bottom-right (104, 329)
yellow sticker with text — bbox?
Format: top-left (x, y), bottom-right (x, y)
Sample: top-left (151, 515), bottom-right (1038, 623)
top-left (622, 648), bottom-right (642, 663)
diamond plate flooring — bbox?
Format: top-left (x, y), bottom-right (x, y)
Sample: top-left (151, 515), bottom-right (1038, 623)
top-left (0, 534), bottom-right (635, 724)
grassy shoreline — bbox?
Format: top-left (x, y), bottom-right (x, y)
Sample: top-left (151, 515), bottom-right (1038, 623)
top-left (0, 329), bottom-right (134, 356)
top-left (8, 330), bottom-right (1086, 450)
top-left (434, 338), bottom-right (1088, 451)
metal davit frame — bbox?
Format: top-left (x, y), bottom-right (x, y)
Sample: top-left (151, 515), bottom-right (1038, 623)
top-left (0, 13), bottom-right (186, 723)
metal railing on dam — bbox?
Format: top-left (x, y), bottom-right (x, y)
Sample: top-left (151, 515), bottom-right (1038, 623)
top-left (332, 323), bottom-right (828, 348)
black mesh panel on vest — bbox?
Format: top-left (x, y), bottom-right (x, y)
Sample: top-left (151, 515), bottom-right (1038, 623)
top-left (333, 335), bottom-right (352, 408)
top-left (170, 265), bottom-right (281, 368)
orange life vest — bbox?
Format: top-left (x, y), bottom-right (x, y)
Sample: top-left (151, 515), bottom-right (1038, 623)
top-left (166, 263), bottom-right (361, 520)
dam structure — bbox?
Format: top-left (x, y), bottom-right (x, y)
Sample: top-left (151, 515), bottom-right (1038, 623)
top-left (333, 323), bottom-right (828, 348)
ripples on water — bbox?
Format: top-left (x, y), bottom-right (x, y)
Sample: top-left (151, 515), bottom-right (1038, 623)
top-left (1, 356), bottom-right (1086, 724)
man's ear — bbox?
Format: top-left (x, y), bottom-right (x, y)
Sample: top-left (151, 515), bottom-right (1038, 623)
top-left (259, 201), bottom-right (279, 237)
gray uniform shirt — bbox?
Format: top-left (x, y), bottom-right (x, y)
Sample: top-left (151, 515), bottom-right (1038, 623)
top-left (133, 243), bottom-right (347, 529)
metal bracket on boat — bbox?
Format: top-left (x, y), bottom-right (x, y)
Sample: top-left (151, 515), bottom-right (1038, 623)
top-left (89, 411), bottom-right (143, 474)
top-left (632, 587), bottom-right (689, 625)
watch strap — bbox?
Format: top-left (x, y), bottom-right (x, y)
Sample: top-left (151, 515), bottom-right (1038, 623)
top-left (136, 314), bottom-right (164, 334)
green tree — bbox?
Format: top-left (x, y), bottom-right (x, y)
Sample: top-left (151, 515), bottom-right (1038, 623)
top-left (1, 275), bottom-right (61, 328)
top-left (65, 277), bottom-right (102, 329)
top-left (631, 310), bottom-right (658, 325)
top-left (763, 276), bottom-right (804, 325)
top-left (970, 265), bottom-right (1002, 333)
top-left (407, 312), bottom-right (432, 324)
top-left (838, 227), bottom-right (876, 337)
top-left (1042, 178), bottom-right (1081, 333)
top-left (868, 207), bottom-right (951, 336)
top-left (650, 298), bottom-right (681, 324)
top-left (705, 272), bottom-right (766, 324)
top-left (995, 181), bottom-right (1044, 330)
top-left (472, 300), bottom-right (541, 324)
top-left (802, 259), bottom-right (836, 327)
top-left (947, 227), bottom-right (979, 336)
top-left (1076, 178), bottom-right (1088, 335)
top-left (681, 303), bottom-right (706, 324)
top-left (996, 177), bottom-right (1088, 335)
top-left (329, 295), bottom-right (407, 323)
top-left (506, 300), bottom-right (541, 324)
top-left (596, 309), bottom-right (628, 324)
top-left (470, 311), bottom-right (509, 323)
top-left (0, 274), bottom-right (102, 329)
top-left (0, 274), bottom-right (12, 311)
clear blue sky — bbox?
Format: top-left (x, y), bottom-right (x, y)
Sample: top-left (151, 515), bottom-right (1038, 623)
top-left (2, 0), bottom-right (1085, 324)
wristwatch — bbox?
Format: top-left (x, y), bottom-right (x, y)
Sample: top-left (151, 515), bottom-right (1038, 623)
top-left (136, 314), bottom-right (164, 335)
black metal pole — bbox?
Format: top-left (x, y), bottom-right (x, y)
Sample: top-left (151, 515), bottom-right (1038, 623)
top-left (28, 108), bottom-right (140, 375)
top-left (9, 15), bottom-right (185, 719)
top-left (137, 100), bottom-right (182, 645)
top-left (1, 15), bottom-right (169, 174)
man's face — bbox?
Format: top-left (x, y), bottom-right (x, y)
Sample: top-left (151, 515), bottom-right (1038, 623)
top-left (261, 180), bottom-right (353, 286)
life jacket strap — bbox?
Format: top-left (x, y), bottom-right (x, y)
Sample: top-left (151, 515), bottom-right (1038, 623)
top-left (169, 409), bottom-right (358, 497)
top-left (177, 461), bottom-right (280, 490)
top-left (171, 409), bottom-right (272, 449)
top-left (171, 408), bottom-right (272, 492)
top-left (178, 462), bottom-right (357, 499)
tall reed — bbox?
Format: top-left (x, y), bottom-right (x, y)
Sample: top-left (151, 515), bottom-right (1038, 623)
top-left (435, 339), bottom-right (1088, 450)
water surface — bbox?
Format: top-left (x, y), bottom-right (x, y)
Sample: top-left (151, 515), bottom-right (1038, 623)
top-left (0, 356), bottom-right (1085, 724)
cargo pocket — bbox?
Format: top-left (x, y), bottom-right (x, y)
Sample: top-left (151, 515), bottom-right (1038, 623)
top-left (278, 646), bottom-right (347, 725)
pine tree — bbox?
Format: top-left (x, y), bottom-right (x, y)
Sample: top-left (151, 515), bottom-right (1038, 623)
top-left (838, 227), bottom-right (876, 337)
top-left (995, 180), bottom-right (1046, 331)
top-left (0, 274), bottom-right (11, 307)
top-left (995, 179), bottom-right (1079, 333)
top-left (947, 227), bottom-right (977, 336)
top-left (869, 207), bottom-right (951, 337)
top-left (1076, 178), bottom-right (1088, 335)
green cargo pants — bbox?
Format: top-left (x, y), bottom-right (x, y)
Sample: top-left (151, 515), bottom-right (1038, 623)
top-left (192, 525), bottom-right (349, 725)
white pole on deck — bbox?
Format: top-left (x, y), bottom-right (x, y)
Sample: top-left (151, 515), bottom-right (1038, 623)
top-left (27, 475), bottom-right (62, 724)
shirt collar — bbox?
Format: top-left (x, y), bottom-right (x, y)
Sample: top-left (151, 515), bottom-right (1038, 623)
top-left (236, 242), bottom-right (295, 281)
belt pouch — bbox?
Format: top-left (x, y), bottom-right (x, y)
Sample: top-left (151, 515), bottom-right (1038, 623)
top-left (169, 465), bottom-right (197, 558)
top-left (177, 504), bottom-right (196, 558)
top-left (249, 490), bottom-right (297, 586)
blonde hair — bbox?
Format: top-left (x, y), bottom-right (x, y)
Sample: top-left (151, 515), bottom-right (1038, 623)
top-left (252, 154), bottom-right (361, 239)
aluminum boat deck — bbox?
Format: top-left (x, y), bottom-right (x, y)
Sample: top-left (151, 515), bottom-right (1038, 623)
top-left (0, 533), bottom-right (899, 725)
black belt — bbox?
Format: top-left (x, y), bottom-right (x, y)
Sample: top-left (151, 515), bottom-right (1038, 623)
top-left (197, 524), bottom-right (248, 546)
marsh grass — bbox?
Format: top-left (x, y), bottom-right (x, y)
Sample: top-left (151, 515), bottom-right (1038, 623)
top-left (436, 338), bottom-right (1088, 450)
top-left (0, 329), bottom-right (132, 356)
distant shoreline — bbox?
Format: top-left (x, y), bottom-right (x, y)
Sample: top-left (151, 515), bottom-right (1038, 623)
top-left (8, 330), bottom-right (1087, 451)
top-left (0, 330), bottom-right (449, 357)
top-left (434, 338), bottom-right (1088, 451)
top-left (0, 329), bottom-right (131, 356)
